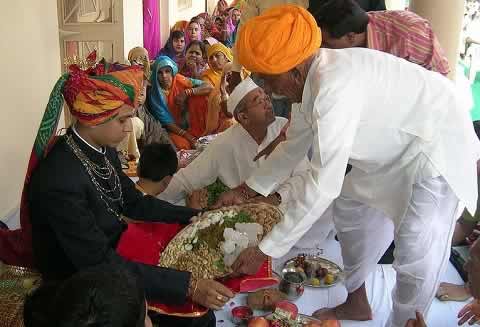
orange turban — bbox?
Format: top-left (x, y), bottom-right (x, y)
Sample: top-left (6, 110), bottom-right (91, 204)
top-left (236, 4), bottom-right (321, 74)
top-left (63, 66), bottom-right (143, 126)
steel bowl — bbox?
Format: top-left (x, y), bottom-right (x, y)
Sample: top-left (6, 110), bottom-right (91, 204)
top-left (277, 270), bottom-right (306, 301)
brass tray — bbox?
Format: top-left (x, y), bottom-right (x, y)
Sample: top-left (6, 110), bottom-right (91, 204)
top-left (0, 263), bottom-right (41, 327)
top-left (158, 203), bottom-right (282, 280)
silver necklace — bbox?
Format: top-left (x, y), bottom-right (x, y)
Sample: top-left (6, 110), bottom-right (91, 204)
top-left (65, 134), bottom-right (124, 218)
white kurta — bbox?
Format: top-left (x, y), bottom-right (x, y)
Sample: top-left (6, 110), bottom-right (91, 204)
top-left (249, 48), bottom-right (480, 258)
top-left (159, 117), bottom-right (334, 248)
top-left (160, 117), bottom-right (305, 205)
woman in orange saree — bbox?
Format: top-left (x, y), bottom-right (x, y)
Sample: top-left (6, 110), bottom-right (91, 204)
top-left (146, 56), bottom-right (213, 150)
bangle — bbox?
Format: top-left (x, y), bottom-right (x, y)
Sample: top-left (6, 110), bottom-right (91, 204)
top-left (179, 129), bottom-right (186, 136)
top-left (192, 88), bottom-right (197, 96)
top-left (185, 89), bottom-right (192, 97)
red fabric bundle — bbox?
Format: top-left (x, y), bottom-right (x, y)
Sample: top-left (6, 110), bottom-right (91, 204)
top-left (116, 222), bottom-right (278, 317)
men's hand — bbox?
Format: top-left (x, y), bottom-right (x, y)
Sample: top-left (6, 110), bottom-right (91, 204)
top-left (254, 133), bottom-right (286, 161)
top-left (458, 300), bottom-right (480, 325)
top-left (211, 187), bottom-right (246, 209)
top-left (232, 246), bottom-right (268, 276)
top-left (187, 189), bottom-right (207, 210)
top-left (405, 311), bottom-right (427, 327)
top-left (248, 193), bottom-right (281, 206)
top-left (192, 279), bottom-right (235, 310)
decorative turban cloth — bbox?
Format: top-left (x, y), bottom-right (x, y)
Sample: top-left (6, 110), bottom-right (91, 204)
top-left (63, 65), bottom-right (143, 126)
top-left (227, 77), bottom-right (259, 115)
top-left (236, 4), bottom-right (321, 74)
top-left (207, 43), bottom-right (233, 62)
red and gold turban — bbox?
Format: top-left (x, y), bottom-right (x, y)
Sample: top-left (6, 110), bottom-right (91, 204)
top-left (236, 4), bottom-right (322, 74)
top-left (63, 65), bottom-right (143, 126)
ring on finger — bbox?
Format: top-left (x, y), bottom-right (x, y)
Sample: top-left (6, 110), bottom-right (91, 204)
top-left (216, 295), bottom-right (224, 301)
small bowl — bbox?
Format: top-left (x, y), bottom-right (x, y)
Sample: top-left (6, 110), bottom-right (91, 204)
top-left (231, 306), bottom-right (253, 325)
top-left (278, 270), bottom-right (306, 301)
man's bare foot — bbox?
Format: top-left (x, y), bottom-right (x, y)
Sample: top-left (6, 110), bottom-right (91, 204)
top-left (313, 301), bottom-right (373, 321)
top-left (314, 283), bottom-right (373, 321)
top-left (436, 282), bottom-right (471, 302)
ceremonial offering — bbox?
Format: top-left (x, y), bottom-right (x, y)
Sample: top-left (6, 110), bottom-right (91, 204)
top-left (264, 313), bottom-right (339, 327)
top-left (187, 179), bottom-right (230, 209)
top-left (158, 204), bottom-right (282, 280)
top-left (281, 255), bottom-right (343, 288)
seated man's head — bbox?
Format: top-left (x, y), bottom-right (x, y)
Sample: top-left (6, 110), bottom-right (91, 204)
top-left (64, 65), bottom-right (145, 149)
top-left (137, 143), bottom-right (178, 195)
top-left (308, 0), bottom-right (369, 49)
top-left (24, 264), bottom-right (152, 327)
top-left (465, 239), bottom-right (480, 300)
top-left (227, 77), bottom-right (275, 132)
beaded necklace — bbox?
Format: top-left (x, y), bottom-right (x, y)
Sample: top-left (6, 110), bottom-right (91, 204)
top-left (65, 134), bottom-right (124, 219)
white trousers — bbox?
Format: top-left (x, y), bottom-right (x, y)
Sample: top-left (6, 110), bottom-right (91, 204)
top-left (334, 176), bottom-right (459, 327)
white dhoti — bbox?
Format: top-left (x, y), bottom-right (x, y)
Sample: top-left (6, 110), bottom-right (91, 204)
top-left (334, 176), bottom-right (460, 327)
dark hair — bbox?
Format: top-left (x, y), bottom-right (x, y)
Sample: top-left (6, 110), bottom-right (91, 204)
top-left (138, 143), bottom-right (178, 182)
top-left (171, 30), bottom-right (185, 40)
top-left (159, 30), bottom-right (185, 59)
top-left (24, 265), bottom-right (146, 327)
top-left (185, 40), bottom-right (207, 58)
top-left (308, 0), bottom-right (369, 38)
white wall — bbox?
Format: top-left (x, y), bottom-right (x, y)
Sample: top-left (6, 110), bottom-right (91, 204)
top-left (122, 0), bottom-right (144, 63)
top-left (159, 0), bottom-right (207, 47)
top-left (0, 0), bottom-right (61, 220)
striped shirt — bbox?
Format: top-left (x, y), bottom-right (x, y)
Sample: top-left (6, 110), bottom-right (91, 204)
top-left (367, 11), bottom-right (450, 76)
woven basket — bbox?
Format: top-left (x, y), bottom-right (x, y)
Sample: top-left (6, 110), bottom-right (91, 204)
top-left (0, 263), bottom-right (41, 327)
top-left (158, 203), bottom-right (282, 280)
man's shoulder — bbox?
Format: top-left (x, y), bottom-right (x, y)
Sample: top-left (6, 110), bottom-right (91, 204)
top-left (29, 136), bottom-right (86, 195)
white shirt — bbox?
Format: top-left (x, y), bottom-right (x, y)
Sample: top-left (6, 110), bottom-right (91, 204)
top-left (159, 117), bottom-right (308, 205)
top-left (250, 48), bottom-right (480, 258)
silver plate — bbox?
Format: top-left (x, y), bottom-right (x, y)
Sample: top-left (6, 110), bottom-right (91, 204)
top-left (281, 255), bottom-right (343, 288)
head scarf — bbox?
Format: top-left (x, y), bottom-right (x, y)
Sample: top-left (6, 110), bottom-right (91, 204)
top-left (185, 20), bottom-right (204, 46)
top-left (227, 77), bottom-right (259, 115)
top-left (159, 30), bottom-right (186, 62)
top-left (204, 37), bottom-right (219, 46)
top-left (236, 4), bottom-right (321, 74)
top-left (127, 46), bottom-right (151, 80)
top-left (0, 57), bottom-right (144, 267)
top-left (172, 20), bottom-right (188, 32)
top-left (152, 55), bottom-right (179, 77)
top-left (207, 43), bottom-right (233, 65)
top-left (146, 56), bottom-right (179, 126)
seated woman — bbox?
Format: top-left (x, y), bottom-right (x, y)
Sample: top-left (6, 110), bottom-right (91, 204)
top-left (186, 20), bottom-right (202, 44)
top-left (180, 40), bottom-right (209, 79)
top-left (202, 43), bottom-right (233, 89)
top-left (127, 46), bottom-right (173, 148)
top-left (147, 56), bottom-right (213, 150)
top-left (204, 62), bottom-right (236, 136)
top-left (158, 30), bottom-right (186, 68)
top-left (24, 63), bottom-right (231, 326)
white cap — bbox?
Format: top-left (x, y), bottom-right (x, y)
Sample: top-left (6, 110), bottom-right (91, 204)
top-left (227, 77), bottom-right (259, 115)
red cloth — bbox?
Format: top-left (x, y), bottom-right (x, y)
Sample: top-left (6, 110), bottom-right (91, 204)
top-left (116, 222), bottom-right (278, 317)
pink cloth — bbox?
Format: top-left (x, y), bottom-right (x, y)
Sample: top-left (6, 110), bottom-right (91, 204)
top-left (366, 11), bottom-right (450, 76)
top-left (143, 0), bottom-right (160, 59)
